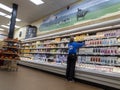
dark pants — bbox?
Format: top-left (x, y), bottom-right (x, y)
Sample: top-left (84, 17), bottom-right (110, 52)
top-left (66, 54), bottom-right (77, 81)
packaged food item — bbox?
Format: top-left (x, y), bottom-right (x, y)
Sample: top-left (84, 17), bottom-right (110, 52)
top-left (55, 37), bottom-right (61, 43)
top-left (116, 29), bottom-right (120, 37)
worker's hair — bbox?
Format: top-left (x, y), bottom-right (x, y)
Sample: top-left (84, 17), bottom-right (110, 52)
top-left (70, 36), bottom-right (74, 43)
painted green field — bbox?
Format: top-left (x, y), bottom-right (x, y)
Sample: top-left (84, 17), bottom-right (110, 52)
top-left (39, 3), bottom-right (120, 31)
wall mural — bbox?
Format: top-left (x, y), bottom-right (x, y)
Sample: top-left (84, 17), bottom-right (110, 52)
top-left (39, 0), bottom-right (120, 32)
top-left (25, 25), bottom-right (37, 39)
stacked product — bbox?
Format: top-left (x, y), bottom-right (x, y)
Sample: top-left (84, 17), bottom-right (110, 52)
top-left (0, 38), bottom-right (20, 71)
top-left (77, 29), bottom-right (120, 72)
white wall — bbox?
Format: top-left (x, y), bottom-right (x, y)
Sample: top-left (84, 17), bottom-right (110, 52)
top-left (0, 31), bottom-right (8, 40)
top-left (14, 27), bottom-right (27, 40)
top-left (14, 18), bottom-right (43, 40)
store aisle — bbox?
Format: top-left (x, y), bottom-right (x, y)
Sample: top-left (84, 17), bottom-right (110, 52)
top-left (0, 66), bottom-right (103, 90)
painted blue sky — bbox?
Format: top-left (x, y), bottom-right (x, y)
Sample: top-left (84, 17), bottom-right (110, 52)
top-left (42, 0), bottom-right (120, 24)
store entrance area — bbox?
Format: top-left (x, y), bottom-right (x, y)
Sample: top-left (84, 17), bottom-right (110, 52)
top-left (0, 66), bottom-right (102, 90)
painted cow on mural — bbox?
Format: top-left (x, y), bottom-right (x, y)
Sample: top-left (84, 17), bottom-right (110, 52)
top-left (77, 8), bottom-right (88, 21)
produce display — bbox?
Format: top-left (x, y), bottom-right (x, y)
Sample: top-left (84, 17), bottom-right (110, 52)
top-left (0, 38), bottom-right (20, 71)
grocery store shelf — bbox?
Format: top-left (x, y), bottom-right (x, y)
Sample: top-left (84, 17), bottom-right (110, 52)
top-left (2, 52), bottom-right (18, 55)
top-left (41, 41), bottom-right (69, 45)
top-left (21, 47), bottom-right (68, 50)
top-left (78, 54), bottom-right (120, 57)
top-left (21, 52), bottom-right (68, 55)
top-left (3, 46), bottom-right (19, 49)
top-left (18, 60), bottom-right (120, 89)
top-left (85, 44), bottom-right (120, 47)
top-left (84, 36), bottom-right (120, 41)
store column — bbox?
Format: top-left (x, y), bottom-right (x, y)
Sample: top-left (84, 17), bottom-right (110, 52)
top-left (8, 3), bottom-right (18, 39)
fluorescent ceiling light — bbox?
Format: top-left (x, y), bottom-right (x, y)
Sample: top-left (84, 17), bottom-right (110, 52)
top-left (4, 15), bottom-right (21, 22)
top-left (0, 11), bottom-right (6, 16)
top-left (15, 25), bottom-right (20, 28)
top-left (8, 23), bottom-right (20, 28)
top-left (0, 28), bottom-right (4, 31)
top-left (16, 18), bottom-right (21, 22)
top-left (5, 15), bottom-right (11, 18)
top-left (0, 3), bottom-right (12, 12)
top-left (1, 25), bottom-right (9, 29)
top-left (30, 0), bottom-right (44, 5)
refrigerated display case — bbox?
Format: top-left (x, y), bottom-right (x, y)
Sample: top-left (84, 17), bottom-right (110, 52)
top-left (19, 22), bottom-right (120, 89)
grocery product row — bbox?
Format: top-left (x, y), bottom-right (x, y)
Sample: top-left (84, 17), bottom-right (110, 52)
top-left (78, 56), bottom-right (120, 66)
top-left (79, 47), bottom-right (120, 55)
top-left (21, 38), bottom-right (120, 51)
top-left (21, 49), bottom-right (68, 54)
top-left (20, 53), bottom-right (120, 66)
top-left (77, 64), bottom-right (120, 73)
top-left (85, 38), bottom-right (120, 46)
top-left (20, 54), bottom-right (67, 63)
top-left (21, 38), bottom-right (120, 48)
top-left (21, 48), bottom-right (120, 56)
top-left (21, 46), bottom-right (120, 56)
top-left (85, 29), bottom-right (120, 40)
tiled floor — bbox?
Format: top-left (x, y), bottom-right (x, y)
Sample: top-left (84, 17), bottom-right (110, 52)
top-left (0, 66), bottom-right (103, 90)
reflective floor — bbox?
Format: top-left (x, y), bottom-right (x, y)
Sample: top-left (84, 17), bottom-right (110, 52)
top-left (0, 66), bottom-right (103, 90)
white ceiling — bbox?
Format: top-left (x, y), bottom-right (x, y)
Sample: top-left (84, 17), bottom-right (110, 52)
top-left (0, 0), bottom-right (80, 31)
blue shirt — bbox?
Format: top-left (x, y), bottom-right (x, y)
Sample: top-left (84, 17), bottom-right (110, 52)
top-left (68, 42), bottom-right (84, 54)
